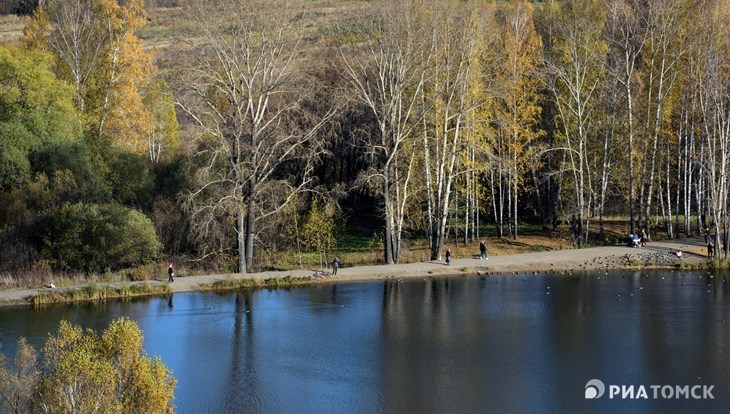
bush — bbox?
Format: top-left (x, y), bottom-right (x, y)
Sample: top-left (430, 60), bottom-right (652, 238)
top-left (39, 203), bottom-right (161, 272)
top-left (106, 148), bottom-right (154, 208)
top-left (29, 138), bottom-right (111, 204)
top-left (124, 263), bottom-right (160, 281)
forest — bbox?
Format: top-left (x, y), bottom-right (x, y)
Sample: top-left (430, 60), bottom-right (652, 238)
top-left (1, 0), bottom-right (729, 284)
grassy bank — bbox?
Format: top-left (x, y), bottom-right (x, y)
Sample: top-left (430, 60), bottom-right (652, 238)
top-left (679, 258), bottom-right (730, 271)
top-left (29, 282), bottom-right (171, 306)
top-left (199, 275), bottom-right (313, 292)
top-left (0, 262), bottom-right (187, 291)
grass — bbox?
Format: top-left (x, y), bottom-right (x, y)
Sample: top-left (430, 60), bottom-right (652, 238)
top-left (200, 275), bottom-right (313, 292)
top-left (254, 221), bottom-right (577, 272)
top-left (1, 261), bottom-right (183, 291)
top-left (679, 258), bottom-right (730, 271)
top-left (29, 282), bottom-right (171, 306)
top-left (0, 14), bottom-right (25, 45)
top-left (251, 221), bottom-right (603, 272)
top-left (202, 278), bottom-right (258, 290)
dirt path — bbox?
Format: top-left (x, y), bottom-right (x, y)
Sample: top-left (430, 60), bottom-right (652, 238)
top-left (0, 237), bottom-right (711, 307)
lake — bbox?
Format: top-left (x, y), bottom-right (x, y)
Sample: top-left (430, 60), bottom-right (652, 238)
top-left (1, 270), bottom-right (729, 413)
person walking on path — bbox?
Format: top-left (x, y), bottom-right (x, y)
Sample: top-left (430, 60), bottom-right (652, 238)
top-left (479, 241), bottom-right (488, 260)
top-left (445, 248), bottom-right (452, 265)
top-left (168, 262), bottom-right (175, 282)
top-left (332, 256), bottom-right (340, 275)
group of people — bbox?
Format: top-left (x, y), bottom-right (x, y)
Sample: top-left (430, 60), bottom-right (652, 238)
top-left (627, 229), bottom-right (649, 248)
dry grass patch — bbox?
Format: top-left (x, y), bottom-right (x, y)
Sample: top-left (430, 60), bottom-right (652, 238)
top-left (29, 282), bottom-right (171, 306)
top-left (0, 14), bottom-right (25, 45)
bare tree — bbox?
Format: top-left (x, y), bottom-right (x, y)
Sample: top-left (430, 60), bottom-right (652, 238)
top-left (176, 0), bottom-right (337, 273)
top-left (40, 0), bottom-right (107, 113)
top-left (340, 0), bottom-right (432, 264)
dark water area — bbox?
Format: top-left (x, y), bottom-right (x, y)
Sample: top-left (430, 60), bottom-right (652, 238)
top-left (1, 270), bottom-right (729, 413)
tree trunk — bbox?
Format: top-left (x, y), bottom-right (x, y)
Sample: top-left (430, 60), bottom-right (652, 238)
top-left (244, 201), bottom-right (255, 273)
top-left (383, 177), bottom-right (395, 264)
top-left (490, 168), bottom-right (499, 238)
top-left (236, 211), bottom-right (246, 274)
top-left (512, 153), bottom-right (518, 241)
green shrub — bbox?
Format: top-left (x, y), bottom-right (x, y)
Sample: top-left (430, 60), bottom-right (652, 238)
top-left (0, 45), bottom-right (82, 192)
top-left (39, 203), bottom-right (161, 272)
top-left (29, 139), bottom-right (110, 203)
top-left (105, 149), bottom-right (154, 208)
top-left (125, 263), bottom-right (159, 281)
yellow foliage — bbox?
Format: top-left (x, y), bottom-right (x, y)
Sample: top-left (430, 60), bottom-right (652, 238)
top-left (22, 5), bottom-right (51, 51)
top-left (494, 0), bottom-right (544, 185)
top-left (0, 318), bottom-right (178, 413)
top-left (99, 0), bottom-right (154, 153)
top-left (22, 0), bottom-right (157, 154)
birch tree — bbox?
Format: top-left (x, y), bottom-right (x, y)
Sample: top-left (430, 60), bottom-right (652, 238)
top-left (605, 0), bottom-right (647, 235)
top-left (420, 1), bottom-right (488, 260)
top-left (25, 0), bottom-right (105, 114)
top-left (24, 0), bottom-right (155, 153)
top-left (696, 0), bottom-right (730, 257)
top-left (341, 0), bottom-right (431, 264)
top-left (143, 77), bottom-right (179, 164)
top-left (94, 0), bottom-right (153, 152)
top-left (637, 0), bottom-right (687, 237)
top-left (545, 0), bottom-right (607, 246)
top-left (178, 0), bottom-right (336, 273)
top-left (494, 0), bottom-right (542, 241)
top-left (676, 32), bottom-right (702, 237)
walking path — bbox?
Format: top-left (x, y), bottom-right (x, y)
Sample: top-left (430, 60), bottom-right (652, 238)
top-left (0, 237), bottom-right (712, 307)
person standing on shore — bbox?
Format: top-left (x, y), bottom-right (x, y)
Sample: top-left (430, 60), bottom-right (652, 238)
top-left (168, 262), bottom-right (174, 282)
top-left (445, 248), bottom-right (452, 265)
top-left (332, 256), bottom-right (340, 275)
top-left (479, 241), bottom-right (488, 260)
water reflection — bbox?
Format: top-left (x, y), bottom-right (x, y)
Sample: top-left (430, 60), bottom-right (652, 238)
top-left (0, 271), bottom-right (728, 413)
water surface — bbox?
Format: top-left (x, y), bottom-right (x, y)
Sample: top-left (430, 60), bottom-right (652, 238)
top-left (1, 270), bottom-right (729, 413)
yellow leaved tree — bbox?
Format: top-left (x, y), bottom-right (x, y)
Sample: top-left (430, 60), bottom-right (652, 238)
top-left (0, 318), bottom-right (176, 413)
top-left (23, 0), bottom-right (171, 156)
top-left (494, 0), bottom-right (543, 241)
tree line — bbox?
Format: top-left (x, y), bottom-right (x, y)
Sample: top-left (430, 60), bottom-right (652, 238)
top-left (1, 0), bottom-right (729, 281)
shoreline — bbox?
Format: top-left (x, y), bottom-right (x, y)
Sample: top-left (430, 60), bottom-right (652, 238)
top-left (0, 237), bottom-right (713, 307)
